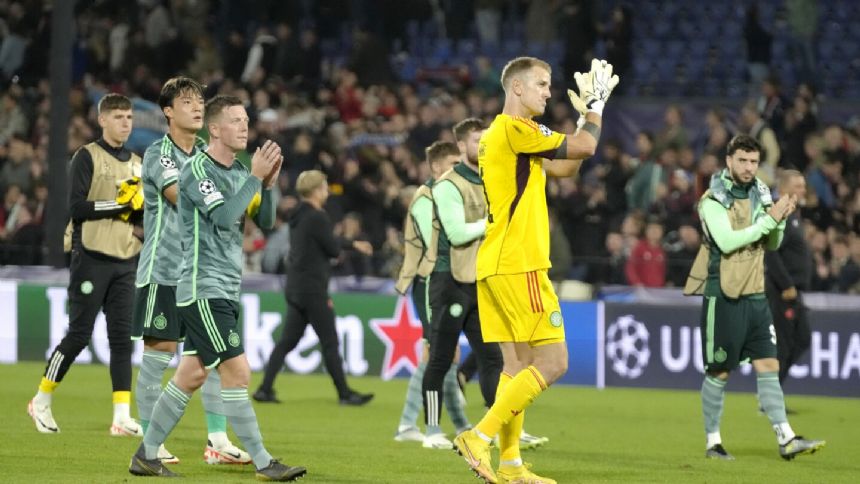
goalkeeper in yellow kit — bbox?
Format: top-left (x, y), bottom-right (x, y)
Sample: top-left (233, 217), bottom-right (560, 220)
top-left (452, 58), bottom-right (618, 483)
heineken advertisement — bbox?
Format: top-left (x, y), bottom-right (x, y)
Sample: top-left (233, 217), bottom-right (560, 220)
top-left (1, 280), bottom-right (419, 380)
top-left (0, 280), bottom-right (598, 386)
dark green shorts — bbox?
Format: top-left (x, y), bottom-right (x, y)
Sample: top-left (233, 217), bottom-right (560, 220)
top-left (413, 275), bottom-right (431, 339)
top-left (131, 283), bottom-right (183, 341)
top-left (701, 293), bottom-right (777, 372)
top-left (179, 299), bottom-right (244, 369)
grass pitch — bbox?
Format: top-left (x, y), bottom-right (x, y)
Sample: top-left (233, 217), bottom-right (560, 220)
top-left (3, 362), bottom-right (858, 483)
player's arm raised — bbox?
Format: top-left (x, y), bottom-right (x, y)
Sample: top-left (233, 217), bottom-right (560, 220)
top-left (546, 59), bottom-right (619, 177)
top-left (253, 148), bottom-right (283, 230)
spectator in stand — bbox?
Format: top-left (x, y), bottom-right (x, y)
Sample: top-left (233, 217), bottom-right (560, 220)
top-left (474, 0), bottom-right (504, 47)
top-left (828, 235), bottom-right (860, 293)
top-left (591, 231), bottom-right (627, 286)
top-left (348, 28), bottom-right (394, 87)
top-left (757, 77), bottom-right (787, 140)
top-left (786, 0), bottom-right (818, 87)
top-left (695, 153), bottom-right (721, 199)
top-left (739, 102), bottom-right (780, 187)
top-left (666, 220), bottom-right (701, 287)
top-left (744, 3), bottom-right (772, 96)
top-left (697, 107), bottom-right (731, 159)
top-left (662, 169), bottom-right (697, 232)
top-left (0, 183), bottom-right (24, 242)
top-left (0, 91), bottom-right (28, 146)
top-left (625, 217), bottom-right (666, 287)
top-left (565, 179), bottom-right (609, 281)
top-left (261, 201), bottom-right (294, 275)
top-left (8, 200), bottom-right (42, 264)
top-left (548, 207), bottom-right (573, 282)
top-left (334, 212), bottom-right (373, 277)
top-left (655, 105), bottom-right (688, 155)
top-left (1, 134), bottom-right (34, 195)
top-left (560, 0), bottom-right (597, 83)
top-left (822, 124), bottom-right (853, 178)
top-left (595, 139), bottom-right (632, 227)
top-left (625, 131), bottom-right (663, 213)
top-left (602, 4), bottom-right (632, 93)
top-left (783, 94), bottom-right (818, 172)
top-left (619, 212), bottom-right (643, 256)
top-left (473, 56), bottom-right (502, 98)
top-left (808, 158), bottom-right (841, 210)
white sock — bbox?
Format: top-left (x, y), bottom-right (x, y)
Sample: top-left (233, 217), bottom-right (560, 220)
top-left (501, 458), bottom-right (523, 467)
top-left (113, 402), bottom-right (130, 423)
top-left (774, 423), bottom-right (796, 445)
top-left (398, 424), bottom-right (419, 432)
top-left (706, 432), bottom-right (722, 449)
top-left (33, 391), bottom-right (52, 406)
top-left (474, 428), bottom-right (493, 443)
top-left (209, 431), bottom-right (230, 448)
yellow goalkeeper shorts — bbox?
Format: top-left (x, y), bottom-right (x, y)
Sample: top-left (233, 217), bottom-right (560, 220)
top-left (477, 270), bottom-right (564, 346)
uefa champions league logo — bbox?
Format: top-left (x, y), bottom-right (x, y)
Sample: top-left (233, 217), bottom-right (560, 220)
top-left (606, 315), bottom-right (651, 379)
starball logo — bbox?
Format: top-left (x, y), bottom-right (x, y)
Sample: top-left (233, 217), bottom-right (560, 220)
top-left (605, 315), bottom-right (651, 379)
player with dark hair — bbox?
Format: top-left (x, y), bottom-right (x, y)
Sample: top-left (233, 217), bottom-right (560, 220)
top-left (393, 140), bottom-right (464, 443)
top-left (684, 134), bottom-right (824, 460)
top-left (29, 93), bottom-right (143, 436)
top-left (453, 57), bottom-right (617, 483)
top-left (131, 77), bottom-right (251, 465)
top-left (129, 95), bottom-right (305, 481)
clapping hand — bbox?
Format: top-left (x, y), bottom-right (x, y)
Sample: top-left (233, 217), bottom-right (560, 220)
top-left (250, 140), bottom-right (282, 182)
top-left (767, 194), bottom-right (797, 222)
top-left (567, 59), bottom-right (620, 117)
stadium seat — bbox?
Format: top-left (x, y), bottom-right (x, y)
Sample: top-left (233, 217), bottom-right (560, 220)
top-left (556, 280), bottom-right (593, 301)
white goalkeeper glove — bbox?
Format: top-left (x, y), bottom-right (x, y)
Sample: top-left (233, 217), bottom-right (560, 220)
top-left (569, 59), bottom-right (620, 117)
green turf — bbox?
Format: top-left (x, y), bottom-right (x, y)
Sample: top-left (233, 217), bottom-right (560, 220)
top-left (4, 362), bottom-right (858, 483)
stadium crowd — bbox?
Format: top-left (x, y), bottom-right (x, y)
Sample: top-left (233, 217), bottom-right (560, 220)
top-left (1, 0), bottom-right (859, 293)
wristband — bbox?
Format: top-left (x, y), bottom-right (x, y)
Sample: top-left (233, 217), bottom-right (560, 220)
top-left (587, 100), bottom-right (605, 116)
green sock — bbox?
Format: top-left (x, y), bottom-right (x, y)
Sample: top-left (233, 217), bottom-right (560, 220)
top-left (201, 370), bottom-right (227, 434)
top-left (701, 375), bottom-right (726, 434)
top-left (398, 361), bottom-right (426, 429)
top-left (756, 371), bottom-right (787, 424)
top-left (136, 350), bottom-right (173, 436)
top-left (221, 388), bottom-right (272, 469)
top-left (444, 363), bottom-right (470, 431)
top-left (144, 381), bottom-right (190, 460)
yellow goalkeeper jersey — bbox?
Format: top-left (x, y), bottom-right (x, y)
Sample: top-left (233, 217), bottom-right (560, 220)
top-left (476, 113), bottom-right (566, 279)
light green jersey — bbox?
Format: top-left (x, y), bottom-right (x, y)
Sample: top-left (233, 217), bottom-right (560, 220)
top-left (176, 152), bottom-right (278, 305)
top-left (136, 135), bottom-right (205, 287)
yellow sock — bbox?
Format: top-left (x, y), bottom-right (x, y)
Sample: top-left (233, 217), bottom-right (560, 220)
top-left (495, 372), bottom-right (513, 400)
top-left (39, 377), bottom-right (59, 394)
top-left (476, 366), bottom-right (547, 440)
top-left (498, 373), bottom-right (524, 462)
top-left (113, 390), bottom-right (131, 404)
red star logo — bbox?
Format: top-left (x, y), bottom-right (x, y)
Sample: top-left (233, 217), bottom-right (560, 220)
top-left (370, 296), bottom-right (424, 380)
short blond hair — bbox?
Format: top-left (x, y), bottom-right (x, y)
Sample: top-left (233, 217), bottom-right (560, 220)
top-left (500, 57), bottom-right (551, 91)
top-left (296, 169), bottom-right (327, 198)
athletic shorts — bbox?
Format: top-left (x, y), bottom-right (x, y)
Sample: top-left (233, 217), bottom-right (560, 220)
top-left (180, 298), bottom-right (244, 369)
top-left (701, 293), bottom-right (777, 372)
top-left (477, 270), bottom-right (564, 346)
top-left (131, 283), bottom-right (183, 341)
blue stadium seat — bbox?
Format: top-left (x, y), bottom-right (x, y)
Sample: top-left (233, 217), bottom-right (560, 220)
top-left (502, 39), bottom-right (523, 57)
top-left (431, 38), bottom-right (452, 60)
top-left (456, 39), bottom-right (477, 57)
top-left (664, 41), bottom-right (685, 58)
